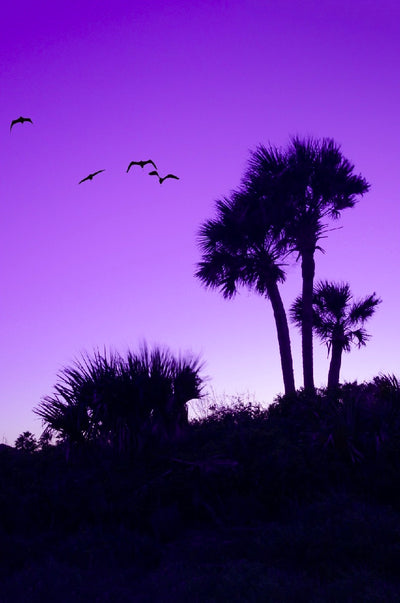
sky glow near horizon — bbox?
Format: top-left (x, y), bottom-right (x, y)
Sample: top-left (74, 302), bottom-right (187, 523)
top-left (1, 0), bottom-right (399, 444)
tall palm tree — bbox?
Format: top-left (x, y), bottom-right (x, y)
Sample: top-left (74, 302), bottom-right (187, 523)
top-left (196, 192), bottom-right (296, 394)
top-left (290, 281), bottom-right (381, 388)
top-left (241, 137), bottom-right (370, 390)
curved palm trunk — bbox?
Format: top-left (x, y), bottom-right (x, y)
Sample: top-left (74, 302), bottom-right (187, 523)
top-left (301, 249), bottom-right (315, 390)
top-left (328, 341), bottom-right (343, 388)
top-left (267, 280), bottom-right (296, 394)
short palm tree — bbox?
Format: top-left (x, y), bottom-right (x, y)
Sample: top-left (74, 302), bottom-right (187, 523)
top-left (290, 281), bottom-right (381, 388)
top-left (196, 191), bottom-right (296, 394)
top-left (242, 137), bottom-right (370, 390)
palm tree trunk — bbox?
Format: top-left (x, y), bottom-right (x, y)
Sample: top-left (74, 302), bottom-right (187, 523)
top-left (301, 249), bottom-right (315, 390)
top-left (328, 341), bottom-right (343, 388)
top-left (267, 280), bottom-right (296, 394)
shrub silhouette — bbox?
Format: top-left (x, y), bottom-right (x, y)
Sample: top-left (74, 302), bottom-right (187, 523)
top-left (34, 343), bottom-right (204, 455)
top-left (14, 431), bottom-right (38, 453)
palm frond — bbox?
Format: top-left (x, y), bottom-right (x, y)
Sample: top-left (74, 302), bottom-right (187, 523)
top-left (346, 328), bottom-right (370, 350)
top-left (348, 293), bottom-right (382, 324)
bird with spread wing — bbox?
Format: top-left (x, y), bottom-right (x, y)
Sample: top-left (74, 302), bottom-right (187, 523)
top-left (149, 170), bottom-right (179, 184)
top-left (10, 116), bottom-right (33, 132)
top-left (127, 159), bottom-right (157, 173)
top-left (78, 170), bottom-right (105, 184)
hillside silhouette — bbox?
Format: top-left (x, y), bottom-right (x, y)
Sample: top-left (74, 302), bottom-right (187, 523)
top-left (2, 375), bottom-right (400, 601)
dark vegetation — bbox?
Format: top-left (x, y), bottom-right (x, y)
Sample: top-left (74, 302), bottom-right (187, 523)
top-left (3, 372), bottom-right (400, 601)
top-left (3, 136), bottom-right (392, 600)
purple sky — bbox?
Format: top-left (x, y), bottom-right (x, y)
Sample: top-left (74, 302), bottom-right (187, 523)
top-left (1, 0), bottom-right (399, 444)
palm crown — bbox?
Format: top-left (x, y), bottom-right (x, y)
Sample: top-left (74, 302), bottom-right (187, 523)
top-left (196, 193), bottom-right (287, 299)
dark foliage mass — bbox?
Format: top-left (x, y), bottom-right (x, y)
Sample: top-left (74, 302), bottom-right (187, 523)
top-left (34, 344), bottom-right (204, 455)
top-left (3, 375), bottom-right (400, 601)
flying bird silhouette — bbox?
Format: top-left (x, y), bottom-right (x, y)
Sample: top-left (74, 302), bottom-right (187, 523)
top-left (78, 169), bottom-right (105, 184)
top-left (127, 159), bottom-right (157, 172)
top-left (148, 170), bottom-right (179, 184)
top-left (10, 116), bottom-right (33, 131)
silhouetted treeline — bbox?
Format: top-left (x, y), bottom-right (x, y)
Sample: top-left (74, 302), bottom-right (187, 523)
top-left (3, 375), bottom-right (400, 601)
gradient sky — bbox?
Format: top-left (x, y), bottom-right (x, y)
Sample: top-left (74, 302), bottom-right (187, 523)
top-left (1, 0), bottom-right (399, 444)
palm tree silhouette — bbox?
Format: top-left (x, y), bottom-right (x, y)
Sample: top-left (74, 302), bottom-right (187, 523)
top-left (196, 191), bottom-right (296, 395)
top-left (240, 137), bottom-right (370, 390)
top-left (290, 281), bottom-right (381, 388)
